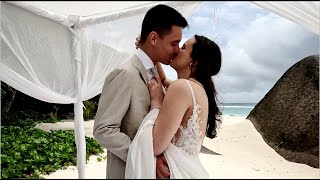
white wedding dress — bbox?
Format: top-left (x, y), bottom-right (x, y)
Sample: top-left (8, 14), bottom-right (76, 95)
top-left (125, 80), bottom-right (209, 179)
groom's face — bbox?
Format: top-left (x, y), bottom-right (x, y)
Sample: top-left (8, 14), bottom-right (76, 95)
top-left (155, 25), bottom-right (182, 65)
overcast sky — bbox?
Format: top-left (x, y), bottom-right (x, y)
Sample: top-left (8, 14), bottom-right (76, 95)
top-left (161, 1), bottom-right (319, 103)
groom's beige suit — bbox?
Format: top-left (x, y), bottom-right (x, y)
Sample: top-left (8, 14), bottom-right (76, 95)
top-left (93, 49), bottom-right (155, 179)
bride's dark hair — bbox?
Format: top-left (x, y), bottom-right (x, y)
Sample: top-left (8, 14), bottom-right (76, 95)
top-left (191, 35), bottom-right (222, 139)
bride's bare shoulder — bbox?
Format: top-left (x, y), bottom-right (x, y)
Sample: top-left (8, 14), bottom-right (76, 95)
top-left (166, 79), bottom-right (189, 93)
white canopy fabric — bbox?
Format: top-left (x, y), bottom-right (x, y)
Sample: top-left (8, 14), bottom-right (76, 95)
top-left (0, 1), bottom-right (202, 179)
top-left (252, 1), bottom-right (320, 36)
top-left (1, 1), bottom-right (319, 179)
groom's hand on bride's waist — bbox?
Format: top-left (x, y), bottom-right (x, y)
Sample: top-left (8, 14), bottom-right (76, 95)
top-left (156, 154), bottom-right (170, 179)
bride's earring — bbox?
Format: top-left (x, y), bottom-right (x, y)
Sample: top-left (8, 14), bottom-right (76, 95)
top-left (189, 62), bottom-right (193, 76)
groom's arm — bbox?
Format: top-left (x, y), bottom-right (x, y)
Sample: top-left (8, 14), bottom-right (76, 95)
top-left (93, 68), bottom-right (132, 162)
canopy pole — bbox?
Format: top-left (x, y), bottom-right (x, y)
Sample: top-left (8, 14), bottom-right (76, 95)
top-left (68, 16), bottom-right (86, 179)
top-left (0, 81), bottom-right (2, 122)
top-left (74, 102), bottom-right (86, 179)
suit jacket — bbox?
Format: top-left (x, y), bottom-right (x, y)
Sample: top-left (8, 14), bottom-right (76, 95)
top-left (93, 55), bottom-right (151, 179)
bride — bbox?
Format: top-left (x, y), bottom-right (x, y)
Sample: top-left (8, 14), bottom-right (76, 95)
top-left (125, 34), bottom-right (222, 179)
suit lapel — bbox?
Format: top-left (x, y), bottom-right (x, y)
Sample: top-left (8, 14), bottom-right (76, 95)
top-left (131, 55), bottom-right (149, 85)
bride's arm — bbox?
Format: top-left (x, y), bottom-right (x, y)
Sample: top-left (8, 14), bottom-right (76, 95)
top-left (151, 79), bottom-right (189, 156)
top-left (156, 62), bottom-right (173, 89)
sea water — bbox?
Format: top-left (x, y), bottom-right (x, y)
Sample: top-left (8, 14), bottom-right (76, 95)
top-left (218, 103), bottom-right (256, 117)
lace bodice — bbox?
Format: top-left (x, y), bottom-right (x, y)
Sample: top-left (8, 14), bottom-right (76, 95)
top-left (171, 80), bottom-right (205, 157)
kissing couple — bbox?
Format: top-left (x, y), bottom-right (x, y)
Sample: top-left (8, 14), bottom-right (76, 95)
top-left (94, 4), bottom-right (222, 179)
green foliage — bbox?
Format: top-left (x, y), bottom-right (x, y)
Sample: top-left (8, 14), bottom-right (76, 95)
top-left (1, 110), bottom-right (60, 127)
top-left (1, 126), bottom-right (104, 179)
top-left (83, 100), bottom-right (97, 120)
top-left (97, 154), bottom-right (107, 162)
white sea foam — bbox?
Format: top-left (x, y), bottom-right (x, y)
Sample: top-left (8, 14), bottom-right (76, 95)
top-left (219, 106), bottom-right (254, 108)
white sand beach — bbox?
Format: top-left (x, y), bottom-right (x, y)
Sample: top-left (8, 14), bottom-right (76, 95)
top-left (36, 116), bottom-right (320, 179)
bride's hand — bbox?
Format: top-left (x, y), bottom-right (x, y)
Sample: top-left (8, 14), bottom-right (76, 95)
top-left (148, 75), bottom-right (164, 108)
top-left (135, 35), bottom-right (141, 49)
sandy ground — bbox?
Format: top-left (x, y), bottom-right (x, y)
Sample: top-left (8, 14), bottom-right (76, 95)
top-left (36, 117), bottom-right (320, 179)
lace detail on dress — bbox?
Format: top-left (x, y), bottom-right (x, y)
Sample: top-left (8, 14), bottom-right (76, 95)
top-left (171, 80), bottom-right (205, 157)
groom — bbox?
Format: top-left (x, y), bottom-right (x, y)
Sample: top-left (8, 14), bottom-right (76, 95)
top-left (93, 4), bottom-right (189, 179)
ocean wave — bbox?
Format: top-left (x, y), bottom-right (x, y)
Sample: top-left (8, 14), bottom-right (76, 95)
top-left (222, 114), bottom-right (247, 117)
top-left (218, 106), bottom-right (254, 108)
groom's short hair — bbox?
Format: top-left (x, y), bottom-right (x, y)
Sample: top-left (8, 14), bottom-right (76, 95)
top-left (140, 4), bottom-right (188, 43)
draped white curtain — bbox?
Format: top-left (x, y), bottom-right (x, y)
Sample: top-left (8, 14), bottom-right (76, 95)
top-left (1, 1), bottom-right (319, 179)
top-left (252, 1), bottom-right (320, 35)
top-left (1, 3), bottom-right (76, 103)
top-left (0, 1), bottom-right (202, 178)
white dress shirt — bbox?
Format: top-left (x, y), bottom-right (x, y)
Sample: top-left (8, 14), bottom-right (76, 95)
top-left (136, 48), bottom-right (166, 94)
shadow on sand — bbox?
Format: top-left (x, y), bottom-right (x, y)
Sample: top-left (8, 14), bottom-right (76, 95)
top-left (200, 145), bottom-right (221, 155)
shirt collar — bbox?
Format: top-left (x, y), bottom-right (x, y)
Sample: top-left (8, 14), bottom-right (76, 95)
top-left (135, 48), bottom-right (155, 70)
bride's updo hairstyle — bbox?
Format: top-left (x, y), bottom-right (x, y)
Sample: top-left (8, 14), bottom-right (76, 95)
top-left (191, 35), bottom-right (222, 139)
